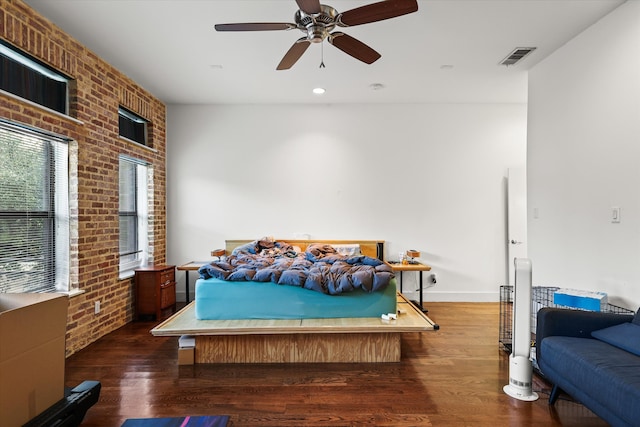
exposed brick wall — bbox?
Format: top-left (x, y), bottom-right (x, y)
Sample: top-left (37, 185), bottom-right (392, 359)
top-left (0, 0), bottom-right (167, 356)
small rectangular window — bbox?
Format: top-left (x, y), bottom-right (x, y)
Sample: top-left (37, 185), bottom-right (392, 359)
top-left (119, 107), bottom-right (149, 147)
top-left (0, 41), bottom-right (69, 114)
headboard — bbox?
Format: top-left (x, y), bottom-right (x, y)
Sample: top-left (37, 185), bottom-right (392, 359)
top-left (216, 239), bottom-right (385, 261)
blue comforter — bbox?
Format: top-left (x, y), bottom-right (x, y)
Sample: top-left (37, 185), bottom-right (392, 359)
top-left (198, 241), bottom-right (394, 295)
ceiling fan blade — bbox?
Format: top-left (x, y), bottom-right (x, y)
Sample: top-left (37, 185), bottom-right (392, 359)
top-left (328, 32), bottom-right (381, 64)
top-left (338, 0), bottom-right (418, 27)
top-left (296, 0), bottom-right (321, 14)
top-left (277, 38), bottom-right (312, 70)
top-left (215, 23), bottom-right (296, 32)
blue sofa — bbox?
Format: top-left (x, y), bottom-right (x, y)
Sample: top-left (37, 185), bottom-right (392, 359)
top-left (536, 307), bottom-right (640, 427)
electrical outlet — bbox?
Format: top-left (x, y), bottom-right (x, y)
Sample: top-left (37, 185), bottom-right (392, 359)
top-left (94, 300), bottom-right (101, 314)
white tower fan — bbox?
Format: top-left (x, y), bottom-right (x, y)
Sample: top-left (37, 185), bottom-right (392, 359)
top-left (503, 258), bottom-right (539, 401)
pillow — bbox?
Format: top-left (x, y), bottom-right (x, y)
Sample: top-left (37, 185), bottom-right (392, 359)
top-left (231, 241), bottom-right (257, 256)
top-left (591, 322), bottom-right (640, 356)
top-left (331, 244), bottom-right (361, 257)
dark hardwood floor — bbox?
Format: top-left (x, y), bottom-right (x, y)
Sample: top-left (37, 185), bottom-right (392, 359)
top-left (65, 302), bottom-right (608, 426)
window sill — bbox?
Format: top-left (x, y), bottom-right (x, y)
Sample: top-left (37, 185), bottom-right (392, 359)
top-left (119, 136), bottom-right (157, 153)
top-left (0, 89), bottom-right (83, 126)
top-left (119, 270), bottom-right (136, 280)
top-left (61, 288), bottom-right (86, 298)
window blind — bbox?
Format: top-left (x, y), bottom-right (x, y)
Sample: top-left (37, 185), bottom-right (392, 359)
top-left (119, 158), bottom-right (138, 263)
top-left (0, 121), bottom-right (69, 293)
top-left (119, 155), bottom-right (149, 273)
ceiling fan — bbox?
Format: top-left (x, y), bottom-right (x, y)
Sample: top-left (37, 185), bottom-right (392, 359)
top-left (214, 0), bottom-right (419, 70)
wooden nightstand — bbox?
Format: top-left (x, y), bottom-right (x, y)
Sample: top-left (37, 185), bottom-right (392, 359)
top-left (134, 265), bottom-right (177, 321)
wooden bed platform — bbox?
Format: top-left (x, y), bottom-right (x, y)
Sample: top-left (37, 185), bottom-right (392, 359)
top-left (152, 238), bottom-right (437, 363)
top-left (151, 292), bottom-right (437, 363)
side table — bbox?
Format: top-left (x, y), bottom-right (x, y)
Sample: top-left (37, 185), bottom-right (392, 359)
top-left (388, 261), bottom-right (432, 313)
top-left (178, 251), bottom-right (225, 304)
top-left (134, 265), bottom-right (176, 321)
top-left (177, 262), bottom-right (207, 304)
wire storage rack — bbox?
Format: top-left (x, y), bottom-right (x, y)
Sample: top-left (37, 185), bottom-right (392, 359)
top-left (499, 285), bottom-right (634, 353)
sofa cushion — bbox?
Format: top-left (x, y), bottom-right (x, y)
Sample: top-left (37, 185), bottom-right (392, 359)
top-left (592, 322), bottom-right (640, 356)
top-left (540, 336), bottom-right (640, 427)
top-left (632, 307), bottom-right (640, 326)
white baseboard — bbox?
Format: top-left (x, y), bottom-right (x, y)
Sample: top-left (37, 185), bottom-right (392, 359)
top-left (402, 290), bottom-right (501, 303)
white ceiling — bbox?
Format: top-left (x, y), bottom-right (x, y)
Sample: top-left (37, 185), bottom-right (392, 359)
top-left (24, 0), bottom-right (624, 105)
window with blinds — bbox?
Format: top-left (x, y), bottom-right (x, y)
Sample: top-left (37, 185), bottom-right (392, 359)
top-left (0, 121), bottom-right (70, 293)
top-left (119, 156), bottom-right (149, 275)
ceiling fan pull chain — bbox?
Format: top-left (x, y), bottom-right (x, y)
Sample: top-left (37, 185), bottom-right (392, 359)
top-left (319, 42), bottom-right (326, 68)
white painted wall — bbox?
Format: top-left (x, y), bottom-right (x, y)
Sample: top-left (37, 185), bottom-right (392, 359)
top-left (167, 103), bottom-right (526, 302)
top-left (528, 1), bottom-right (640, 309)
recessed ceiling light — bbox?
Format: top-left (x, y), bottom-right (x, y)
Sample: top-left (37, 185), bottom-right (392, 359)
top-left (313, 87), bottom-right (326, 95)
top-left (370, 83), bottom-right (385, 91)
top-left (440, 64), bottom-right (454, 70)
top-left (209, 64), bottom-right (223, 69)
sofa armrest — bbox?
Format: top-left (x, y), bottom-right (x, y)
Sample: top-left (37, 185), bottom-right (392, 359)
top-left (536, 307), bottom-right (633, 364)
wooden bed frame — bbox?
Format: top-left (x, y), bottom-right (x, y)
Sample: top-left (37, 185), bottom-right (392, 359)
top-left (222, 239), bottom-right (385, 259)
top-left (151, 239), bottom-right (437, 363)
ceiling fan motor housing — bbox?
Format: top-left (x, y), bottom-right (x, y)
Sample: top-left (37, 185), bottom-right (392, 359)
top-left (295, 5), bottom-right (337, 43)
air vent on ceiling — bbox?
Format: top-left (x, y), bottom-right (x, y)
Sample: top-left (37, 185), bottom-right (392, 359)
top-left (500, 47), bottom-right (537, 66)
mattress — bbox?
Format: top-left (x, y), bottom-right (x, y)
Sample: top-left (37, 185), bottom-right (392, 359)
top-left (195, 277), bottom-right (398, 320)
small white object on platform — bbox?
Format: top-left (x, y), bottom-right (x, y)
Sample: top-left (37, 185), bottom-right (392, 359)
top-left (178, 334), bottom-right (195, 348)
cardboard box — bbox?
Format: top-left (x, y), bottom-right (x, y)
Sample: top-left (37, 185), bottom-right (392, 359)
top-left (0, 293), bottom-right (68, 427)
top-left (178, 335), bottom-right (195, 365)
top-left (178, 347), bottom-right (195, 365)
top-left (553, 288), bottom-right (608, 312)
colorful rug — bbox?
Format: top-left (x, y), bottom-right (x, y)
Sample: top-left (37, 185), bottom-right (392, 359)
top-left (121, 415), bottom-right (229, 427)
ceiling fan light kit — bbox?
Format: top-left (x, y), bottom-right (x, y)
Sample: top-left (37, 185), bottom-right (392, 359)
top-left (214, 0), bottom-right (419, 70)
